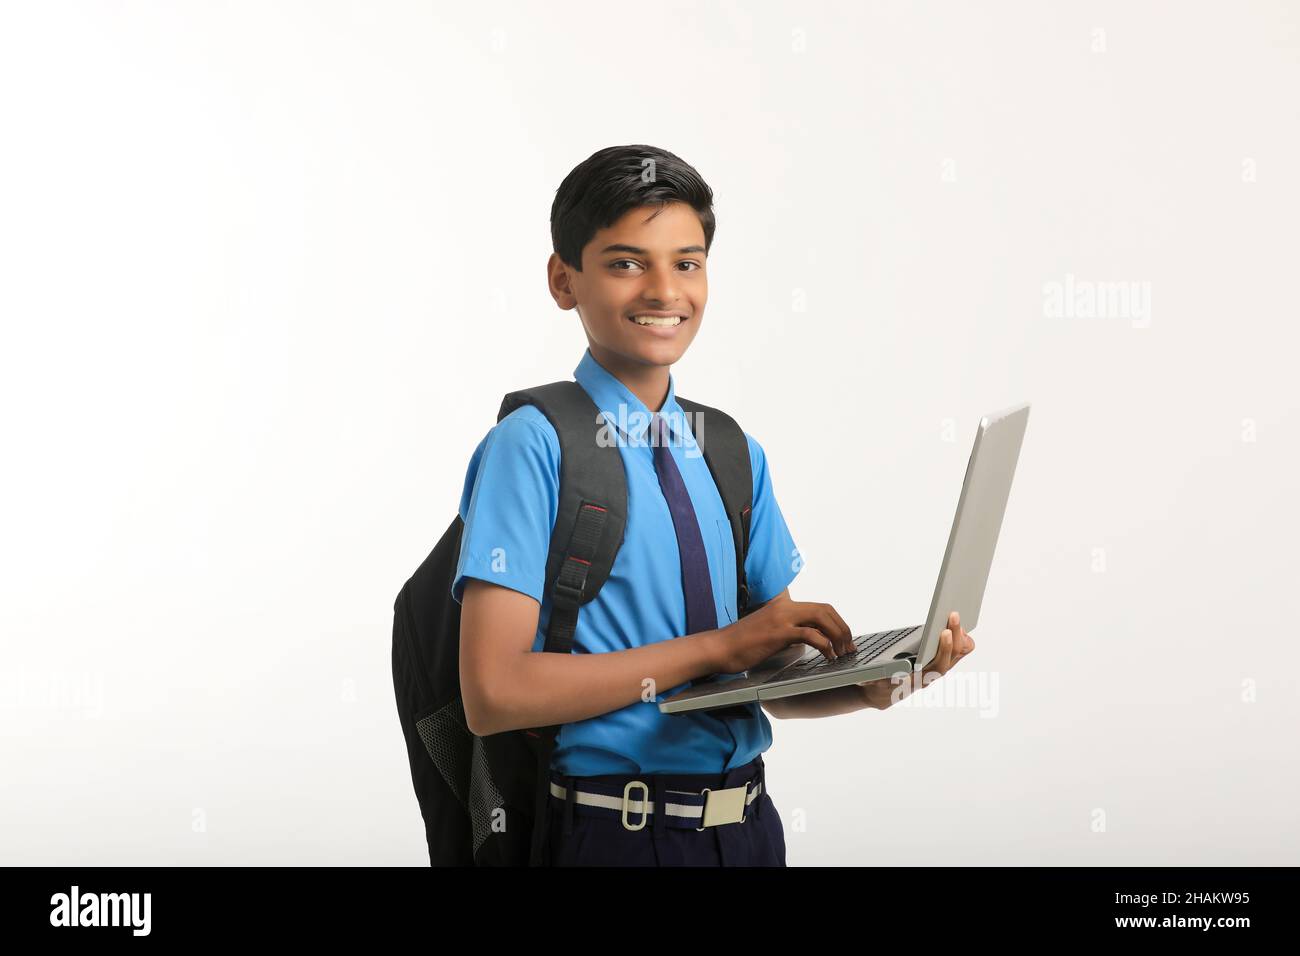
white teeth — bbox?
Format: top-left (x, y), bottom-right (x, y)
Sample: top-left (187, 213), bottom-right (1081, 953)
top-left (631, 315), bottom-right (683, 326)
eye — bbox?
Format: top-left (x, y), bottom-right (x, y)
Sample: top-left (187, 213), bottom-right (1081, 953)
top-left (608, 259), bottom-right (703, 273)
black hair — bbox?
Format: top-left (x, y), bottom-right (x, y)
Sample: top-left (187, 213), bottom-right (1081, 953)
top-left (550, 145), bottom-right (716, 271)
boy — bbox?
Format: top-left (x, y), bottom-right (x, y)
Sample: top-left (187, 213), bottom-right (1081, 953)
top-left (451, 145), bottom-right (975, 866)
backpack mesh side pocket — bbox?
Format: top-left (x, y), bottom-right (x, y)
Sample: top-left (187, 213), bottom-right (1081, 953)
top-left (416, 695), bottom-right (472, 808)
top-left (468, 736), bottom-right (507, 855)
top-left (415, 695), bottom-right (507, 856)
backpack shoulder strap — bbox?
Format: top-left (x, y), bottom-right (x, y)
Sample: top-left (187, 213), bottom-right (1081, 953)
top-left (497, 381), bottom-right (630, 866)
top-left (675, 396), bottom-right (754, 617)
top-left (497, 381), bottom-right (628, 655)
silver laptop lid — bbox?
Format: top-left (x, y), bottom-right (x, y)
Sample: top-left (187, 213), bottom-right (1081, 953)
top-left (914, 402), bottom-right (1030, 672)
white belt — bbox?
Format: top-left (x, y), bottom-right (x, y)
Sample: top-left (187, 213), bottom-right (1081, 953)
top-left (549, 778), bottom-right (764, 830)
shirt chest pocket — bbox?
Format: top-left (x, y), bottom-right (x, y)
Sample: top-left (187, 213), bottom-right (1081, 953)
top-left (716, 518), bottom-right (738, 624)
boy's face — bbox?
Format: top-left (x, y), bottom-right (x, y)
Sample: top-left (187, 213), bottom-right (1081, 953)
top-left (549, 201), bottom-right (707, 374)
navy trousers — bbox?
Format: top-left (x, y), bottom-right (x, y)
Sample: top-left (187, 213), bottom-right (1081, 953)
top-left (543, 754), bottom-right (787, 866)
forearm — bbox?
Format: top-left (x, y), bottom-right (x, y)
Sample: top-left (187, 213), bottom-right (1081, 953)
top-left (763, 683), bottom-right (877, 720)
top-left (475, 630), bottom-right (722, 736)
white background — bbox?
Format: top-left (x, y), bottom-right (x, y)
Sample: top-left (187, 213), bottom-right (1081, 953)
top-left (1, 1), bottom-right (1296, 865)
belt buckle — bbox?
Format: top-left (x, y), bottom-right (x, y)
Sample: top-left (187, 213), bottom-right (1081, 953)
top-left (694, 783), bottom-right (750, 830)
top-left (621, 780), bottom-right (650, 831)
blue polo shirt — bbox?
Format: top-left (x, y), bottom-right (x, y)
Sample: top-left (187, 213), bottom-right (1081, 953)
top-left (451, 347), bottom-right (802, 775)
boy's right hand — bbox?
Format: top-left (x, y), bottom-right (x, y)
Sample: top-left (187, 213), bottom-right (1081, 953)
top-left (707, 591), bottom-right (854, 674)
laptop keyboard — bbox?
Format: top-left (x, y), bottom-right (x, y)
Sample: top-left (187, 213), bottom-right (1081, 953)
top-left (787, 625), bottom-right (920, 673)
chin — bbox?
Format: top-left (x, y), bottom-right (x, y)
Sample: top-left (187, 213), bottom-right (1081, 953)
top-left (622, 329), bottom-right (696, 362)
top-left (629, 341), bottom-right (691, 367)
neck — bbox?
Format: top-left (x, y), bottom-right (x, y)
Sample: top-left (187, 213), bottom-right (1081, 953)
top-left (588, 345), bottom-right (671, 412)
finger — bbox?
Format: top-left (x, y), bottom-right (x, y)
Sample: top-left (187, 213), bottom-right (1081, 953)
top-left (948, 619), bottom-right (966, 659)
top-left (922, 632), bottom-right (949, 681)
top-left (936, 627), bottom-right (954, 673)
top-left (807, 606), bottom-right (844, 655)
top-left (948, 612), bottom-right (973, 659)
top-left (791, 603), bottom-right (851, 656)
top-left (822, 603), bottom-right (854, 653)
top-left (795, 626), bottom-right (837, 661)
top-left (813, 604), bottom-right (853, 655)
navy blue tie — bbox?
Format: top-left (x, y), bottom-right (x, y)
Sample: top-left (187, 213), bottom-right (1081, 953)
top-left (650, 413), bottom-right (718, 637)
top-left (648, 411), bottom-right (752, 740)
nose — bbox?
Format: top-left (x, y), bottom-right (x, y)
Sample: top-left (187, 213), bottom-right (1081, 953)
top-left (638, 263), bottom-right (684, 307)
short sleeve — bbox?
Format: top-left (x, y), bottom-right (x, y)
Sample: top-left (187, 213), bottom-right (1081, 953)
top-left (451, 409), bottom-right (560, 605)
top-left (743, 432), bottom-right (802, 604)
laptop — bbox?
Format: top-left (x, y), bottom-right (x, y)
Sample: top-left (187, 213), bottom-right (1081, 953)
top-left (659, 401), bottom-right (1030, 715)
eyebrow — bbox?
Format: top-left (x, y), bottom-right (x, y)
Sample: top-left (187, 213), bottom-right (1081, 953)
top-left (599, 243), bottom-right (706, 256)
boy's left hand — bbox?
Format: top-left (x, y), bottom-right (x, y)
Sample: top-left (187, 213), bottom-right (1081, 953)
top-left (856, 611), bottom-right (975, 710)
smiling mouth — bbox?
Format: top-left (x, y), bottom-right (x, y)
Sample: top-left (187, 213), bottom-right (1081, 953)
top-left (628, 314), bottom-right (687, 327)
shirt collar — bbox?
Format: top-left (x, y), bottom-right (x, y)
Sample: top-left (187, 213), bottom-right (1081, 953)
top-left (573, 347), bottom-right (691, 449)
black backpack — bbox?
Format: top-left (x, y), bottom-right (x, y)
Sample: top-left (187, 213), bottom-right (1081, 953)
top-left (391, 380), bottom-right (758, 866)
